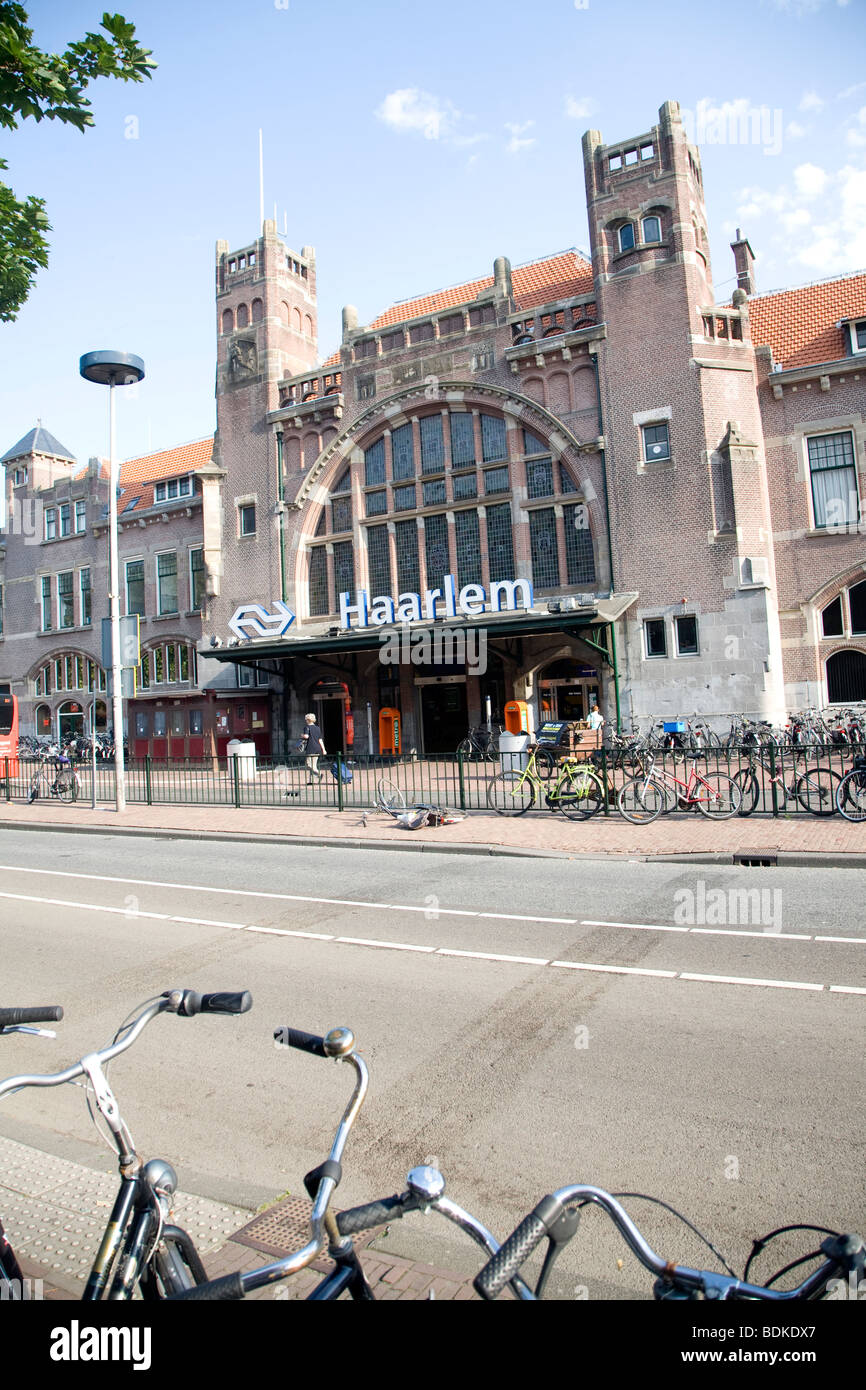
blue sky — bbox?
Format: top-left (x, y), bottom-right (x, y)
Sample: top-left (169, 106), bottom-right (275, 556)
top-left (1, 0), bottom-right (864, 466)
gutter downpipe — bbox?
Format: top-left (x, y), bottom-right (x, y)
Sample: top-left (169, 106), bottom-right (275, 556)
top-left (590, 346), bottom-right (622, 731)
top-left (275, 426), bottom-right (290, 759)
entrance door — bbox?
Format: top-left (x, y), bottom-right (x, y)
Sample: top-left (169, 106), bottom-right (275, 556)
top-left (420, 682), bottom-right (467, 754)
top-left (315, 699), bottom-right (345, 754)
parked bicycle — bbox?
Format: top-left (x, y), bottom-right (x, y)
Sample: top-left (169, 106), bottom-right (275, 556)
top-left (733, 748), bottom-right (842, 817)
top-left (457, 726), bottom-right (502, 762)
top-left (26, 747), bottom-right (80, 802)
top-left (836, 756), bottom-right (866, 823)
top-left (617, 752), bottom-right (741, 823)
top-left (487, 744), bottom-right (607, 819)
top-left (473, 1184), bottom-right (865, 1301)
top-left (0, 989), bottom-right (251, 1299)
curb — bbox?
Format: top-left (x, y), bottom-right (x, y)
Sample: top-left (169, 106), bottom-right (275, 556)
top-left (2, 816), bottom-right (866, 866)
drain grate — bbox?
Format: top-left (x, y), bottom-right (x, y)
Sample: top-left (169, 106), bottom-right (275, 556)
top-left (733, 852), bottom-right (777, 867)
top-left (231, 1195), bottom-right (379, 1258)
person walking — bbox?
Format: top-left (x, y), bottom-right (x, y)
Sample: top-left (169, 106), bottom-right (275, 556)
top-left (588, 703), bottom-right (605, 732)
top-left (301, 713), bottom-right (326, 782)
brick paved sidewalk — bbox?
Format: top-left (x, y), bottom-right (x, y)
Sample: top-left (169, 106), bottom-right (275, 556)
top-left (1, 797), bottom-right (865, 860)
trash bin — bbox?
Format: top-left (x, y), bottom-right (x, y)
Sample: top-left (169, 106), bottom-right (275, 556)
top-left (499, 730), bottom-right (530, 773)
top-left (227, 738), bottom-right (257, 781)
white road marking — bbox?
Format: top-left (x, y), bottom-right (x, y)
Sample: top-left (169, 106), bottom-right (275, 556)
top-left (0, 889), bottom-right (862, 998)
top-left (0, 865), bottom-right (575, 927)
top-left (583, 919), bottom-right (854, 945)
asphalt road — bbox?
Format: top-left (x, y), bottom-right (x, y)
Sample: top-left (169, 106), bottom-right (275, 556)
top-left (0, 829), bottom-right (863, 1298)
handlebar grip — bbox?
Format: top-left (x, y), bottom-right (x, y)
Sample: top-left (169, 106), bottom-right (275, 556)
top-left (274, 1027), bottom-right (327, 1057)
top-left (336, 1193), bottom-right (421, 1237)
top-left (171, 990), bottom-right (252, 1017)
top-left (0, 1006), bottom-right (64, 1028)
top-left (473, 1195), bottom-right (564, 1300)
top-left (168, 1272), bottom-right (245, 1301)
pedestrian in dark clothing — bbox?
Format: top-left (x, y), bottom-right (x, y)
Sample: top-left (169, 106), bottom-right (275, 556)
top-left (301, 713), bottom-right (325, 782)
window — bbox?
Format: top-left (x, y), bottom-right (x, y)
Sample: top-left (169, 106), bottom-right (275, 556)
top-left (156, 552), bottom-right (178, 615)
top-left (642, 422), bottom-right (671, 462)
top-left (189, 549), bottom-right (206, 611)
top-left (450, 414), bottom-right (475, 468)
top-left (309, 547), bottom-right (329, 616)
top-left (645, 619), bottom-right (667, 657)
top-left (333, 541), bottom-right (354, 599)
top-left (367, 524), bottom-right (391, 596)
top-left (455, 510), bottom-right (482, 589)
top-left (850, 320), bottom-right (866, 354)
top-left (618, 223), bottom-right (636, 252)
top-left (424, 514), bottom-right (449, 593)
top-left (391, 423), bottom-right (415, 480)
top-left (364, 438), bottom-right (386, 487)
top-left (59, 503), bottom-right (71, 537)
top-left (239, 502), bottom-right (256, 537)
top-left (484, 466), bottom-right (509, 495)
top-left (564, 504), bottom-right (596, 585)
top-left (41, 576), bottom-right (52, 630)
top-left (850, 581), bottom-right (866, 635)
top-left (675, 614), bottom-right (699, 655)
top-left (365, 490), bottom-right (387, 517)
top-left (126, 559), bottom-right (145, 617)
top-left (44, 509), bottom-right (56, 541)
top-left (808, 432), bottom-right (857, 529)
top-left (486, 504), bottom-right (515, 582)
top-left (642, 216), bottom-right (662, 243)
top-left (422, 480), bottom-right (446, 507)
top-left (393, 484), bottom-right (416, 511)
top-left (526, 457), bottom-right (554, 499)
top-left (821, 595), bottom-right (844, 637)
top-left (529, 509), bottom-right (559, 588)
top-left (419, 415), bottom-right (445, 474)
top-left (331, 494), bottom-right (352, 532)
top-left (74, 500), bottom-right (86, 532)
top-left (481, 415), bottom-right (506, 463)
top-left (453, 473), bottom-right (477, 500)
top-left (79, 569), bottom-right (91, 627)
top-left (395, 519), bottom-right (420, 592)
top-left (827, 650), bottom-right (866, 703)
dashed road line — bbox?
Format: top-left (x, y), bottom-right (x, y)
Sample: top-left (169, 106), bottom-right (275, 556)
top-left (0, 888), bottom-right (862, 999)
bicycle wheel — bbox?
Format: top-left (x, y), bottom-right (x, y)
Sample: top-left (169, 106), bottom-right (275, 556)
top-left (375, 778), bottom-right (406, 815)
top-left (456, 738), bottom-right (474, 759)
top-left (617, 776), bottom-right (665, 823)
top-left (487, 771), bottom-right (535, 816)
top-left (55, 770), bottom-right (77, 803)
top-left (733, 768), bottom-right (760, 817)
top-left (795, 767), bottom-right (841, 817)
top-left (694, 773), bottom-right (742, 819)
top-left (556, 767), bottom-right (604, 820)
top-left (836, 771), bottom-right (866, 822)
top-left (533, 746), bottom-right (557, 781)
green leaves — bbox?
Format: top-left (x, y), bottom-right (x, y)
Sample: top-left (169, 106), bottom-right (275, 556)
top-left (0, 3), bottom-right (155, 318)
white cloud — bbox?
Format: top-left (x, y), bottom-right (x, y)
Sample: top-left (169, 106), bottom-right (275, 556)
top-left (793, 162), bottom-right (828, 198)
top-left (846, 106), bottom-right (866, 148)
top-left (565, 96), bottom-right (596, 120)
top-left (837, 81), bottom-right (866, 102)
top-left (376, 89), bottom-right (460, 141)
top-left (785, 120), bottom-right (807, 139)
top-left (504, 120), bottom-right (536, 154)
top-left (736, 159), bottom-right (866, 280)
top-left (798, 91), bottom-right (824, 113)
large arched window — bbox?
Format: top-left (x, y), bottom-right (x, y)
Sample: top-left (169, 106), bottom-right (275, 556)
top-left (33, 654), bottom-right (105, 696)
top-left (304, 409), bottom-right (596, 616)
top-left (827, 649), bottom-right (866, 703)
top-left (138, 640), bottom-right (197, 689)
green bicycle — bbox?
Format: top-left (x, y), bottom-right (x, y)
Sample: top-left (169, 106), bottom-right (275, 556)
top-left (487, 745), bottom-right (606, 819)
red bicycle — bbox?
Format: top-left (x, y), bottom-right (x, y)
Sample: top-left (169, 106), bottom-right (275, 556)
top-left (617, 753), bottom-right (742, 823)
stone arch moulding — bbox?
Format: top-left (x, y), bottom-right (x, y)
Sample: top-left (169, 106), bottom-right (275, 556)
top-left (807, 563), bottom-right (866, 611)
top-left (289, 379), bottom-right (599, 511)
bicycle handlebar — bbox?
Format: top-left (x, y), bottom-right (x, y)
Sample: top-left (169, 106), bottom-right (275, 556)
top-left (474, 1185), bottom-right (859, 1301)
top-left (0, 1005), bottom-right (63, 1028)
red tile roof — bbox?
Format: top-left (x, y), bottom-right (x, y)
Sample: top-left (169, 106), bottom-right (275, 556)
top-left (118, 437), bottom-right (213, 511)
top-left (748, 270), bottom-right (866, 370)
top-left (320, 250), bottom-right (594, 366)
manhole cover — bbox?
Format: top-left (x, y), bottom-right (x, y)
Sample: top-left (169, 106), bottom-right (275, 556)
top-left (232, 1195), bottom-right (381, 1258)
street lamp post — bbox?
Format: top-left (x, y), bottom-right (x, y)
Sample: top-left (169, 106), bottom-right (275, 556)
top-left (79, 351), bottom-right (145, 814)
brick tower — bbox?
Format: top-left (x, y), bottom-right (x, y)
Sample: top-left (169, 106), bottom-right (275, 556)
top-left (583, 100), bottom-right (785, 722)
top-left (210, 220), bottom-right (318, 621)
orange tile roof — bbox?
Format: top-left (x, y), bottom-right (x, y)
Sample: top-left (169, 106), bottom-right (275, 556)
top-left (319, 250), bottom-right (594, 366)
top-left (117, 437), bottom-right (213, 511)
top-left (748, 271), bottom-right (866, 370)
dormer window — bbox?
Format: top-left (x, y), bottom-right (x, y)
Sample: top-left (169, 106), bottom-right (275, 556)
top-left (618, 223), bottom-right (636, 252)
top-left (849, 319), bottom-right (866, 355)
top-left (154, 476), bottom-right (193, 503)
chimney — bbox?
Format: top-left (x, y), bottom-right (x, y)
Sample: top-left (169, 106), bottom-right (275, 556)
top-left (493, 256), bottom-right (513, 302)
top-left (342, 305), bottom-right (359, 339)
top-left (731, 229), bottom-right (756, 296)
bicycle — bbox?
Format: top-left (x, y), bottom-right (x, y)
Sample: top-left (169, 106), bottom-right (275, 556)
top-left (472, 1184), bottom-right (865, 1301)
top-left (617, 753), bottom-right (741, 823)
top-left (835, 757), bottom-right (866, 822)
top-left (0, 988), bottom-right (252, 1299)
top-left (374, 777), bottom-right (466, 828)
top-left (0, 1003), bottom-right (64, 1296)
top-left (487, 744), bottom-right (606, 819)
top-left (27, 748), bottom-right (80, 803)
top-left (732, 749), bottom-right (842, 817)
top-left (456, 726), bottom-right (502, 763)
